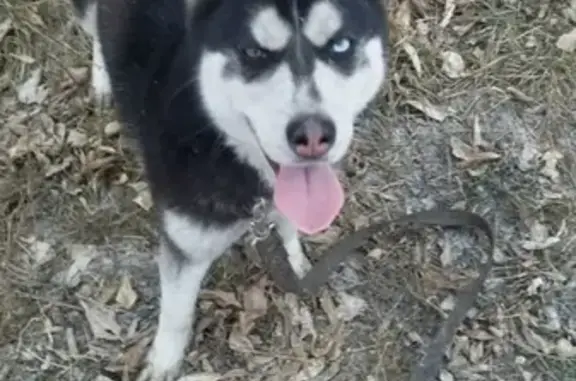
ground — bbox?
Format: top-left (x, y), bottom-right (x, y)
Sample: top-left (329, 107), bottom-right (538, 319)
top-left (0, 0), bottom-right (575, 380)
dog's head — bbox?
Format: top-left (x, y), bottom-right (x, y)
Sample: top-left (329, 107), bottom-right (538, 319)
top-left (195, 0), bottom-right (388, 166)
top-left (193, 0), bottom-right (388, 233)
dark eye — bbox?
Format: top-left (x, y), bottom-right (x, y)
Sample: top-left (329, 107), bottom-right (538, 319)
top-left (241, 47), bottom-right (270, 60)
top-left (327, 37), bottom-right (354, 56)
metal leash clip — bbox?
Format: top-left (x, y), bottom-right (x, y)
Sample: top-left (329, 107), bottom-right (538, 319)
top-left (249, 198), bottom-right (275, 244)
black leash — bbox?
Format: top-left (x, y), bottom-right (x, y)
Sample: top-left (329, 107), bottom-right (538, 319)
top-left (255, 209), bottom-right (495, 381)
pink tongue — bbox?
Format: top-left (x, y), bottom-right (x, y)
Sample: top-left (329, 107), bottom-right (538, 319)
top-left (273, 164), bottom-right (344, 235)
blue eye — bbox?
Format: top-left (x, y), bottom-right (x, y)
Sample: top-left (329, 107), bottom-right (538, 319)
top-left (329, 37), bottom-right (353, 54)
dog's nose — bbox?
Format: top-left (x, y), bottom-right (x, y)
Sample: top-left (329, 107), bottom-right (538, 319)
top-left (286, 115), bottom-right (336, 159)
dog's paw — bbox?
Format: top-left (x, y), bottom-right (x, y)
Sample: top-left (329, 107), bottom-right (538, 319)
top-left (290, 254), bottom-right (312, 279)
top-left (136, 365), bottom-right (179, 381)
top-left (135, 346), bottom-right (183, 381)
top-left (287, 245), bottom-right (312, 279)
top-left (91, 88), bottom-right (113, 113)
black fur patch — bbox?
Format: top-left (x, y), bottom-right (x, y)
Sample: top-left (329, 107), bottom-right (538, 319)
top-left (90, 0), bottom-right (386, 227)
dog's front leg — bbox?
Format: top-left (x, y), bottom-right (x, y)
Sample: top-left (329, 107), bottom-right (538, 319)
top-left (271, 211), bottom-right (312, 278)
top-left (139, 241), bottom-right (212, 381)
top-left (72, 1), bottom-right (113, 111)
top-left (138, 211), bottom-right (247, 381)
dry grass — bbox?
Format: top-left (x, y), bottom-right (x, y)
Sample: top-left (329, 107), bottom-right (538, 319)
top-left (0, 0), bottom-right (575, 380)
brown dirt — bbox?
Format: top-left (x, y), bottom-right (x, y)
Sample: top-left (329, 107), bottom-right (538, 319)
top-left (0, 0), bottom-right (575, 380)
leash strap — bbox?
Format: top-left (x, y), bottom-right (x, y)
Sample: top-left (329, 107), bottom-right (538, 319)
top-left (254, 209), bottom-right (495, 381)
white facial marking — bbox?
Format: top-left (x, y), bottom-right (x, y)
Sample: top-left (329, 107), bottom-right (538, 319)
top-left (250, 7), bottom-right (292, 51)
top-left (141, 211), bottom-right (248, 380)
top-left (312, 37), bottom-right (386, 161)
top-left (198, 35), bottom-right (385, 168)
top-left (198, 52), bottom-right (276, 183)
top-left (303, 1), bottom-right (343, 47)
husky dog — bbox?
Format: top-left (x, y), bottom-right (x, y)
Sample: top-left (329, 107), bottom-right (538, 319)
top-left (70, 0), bottom-right (388, 379)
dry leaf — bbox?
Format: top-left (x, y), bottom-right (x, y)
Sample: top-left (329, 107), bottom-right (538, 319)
top-left (467, 330), bottom-right (493, 341)
top-left (555, 338), bottom-right (576, 358)
top-left (0, 19), bottom-right (12, 43)
top-left (521, 236), bottom-right (561, 251)
top-left (105, 121), bottom-right (122, 137)
top-left (441, 51), bottom-right (466, 79)
top-left (521, 325), bottom-right (554, 354)
top-left (335, 292), bottom-right (366, 322)
top-left (472, 116), bottom-right (490, 149)
top-left (402, 42), bottom-right (422, 77)
top-left (243, 280), bottom-right (268, 319)
top-left (115, 275), bottom-right (138, 309)
top-left (59, 67), bottom-right (89, 90)
top-left (468, 342), bottom-right (484, 363)
top-left (45, 156), bottom-right (74, 178)
top-left (415, 19), bottom-right (430, 42)
top-left (200, 289), bottom-right (242, 308)
top-left (518, 142), bottom-right (540, 171)
top-left (305, 226), bottom-right (341, 244)
top-left (540, 149), bottom-right (563, 182)
top-left (63, 244), bottom-right (99, 287)
top-left (439, 369), bottom-right (455, 381)
top-left (95, 376), bottom-right (114, 381)
top-left (405, 99), bottom-right (450, 121)
top-left (529, 220), bottom-right (548, 242)
top-left (393, 0), bottom-right (412, 37)
top-left (450, 137), bottom-right (501, 165)
top-left (178, 373), bottom-right (222, 381)
top-left (440, 237), bottom-right (453, 266)
top-left (17, 68), bottom-right (48, 105)
top-left (440, 294), bottom-right (455, 311)
top-left (452, 21), bottom-right (476, 36)
top-left (129, 182), bottom-right (153, 211)
top-left (440, 0), bottom-right (456, 28)
top-left (122, 336), bottom-right (152, 372)
top-left (21, 236), bottom-right (54, 265)
top-left (67, 130), bottom-right (89, 148)
top-left (79, 299), bottom-right (122, 341)
top-left (520, 220), bottom-right (562, 251)
top-left (26, 10), bottom-right (45, 27)
top-left (493, 248), bottom-right (508, 264)
top-left (563, 0), bottom-right (576, 23)
top-left (367, 248), bottom-right (384, 260)
top-left (319, 290), bottom-right (338, 325)
top-left (520, 370), bottom-right (534, 381)
top-left (297, 304), bottom-right (316, 340)
top-left (11, 54), bottom-right (36, 64)
top-left (507, 86), bottom-right (535, 102)
top-left (228, 328), bottom-right (254, 354)
top-left (556, 28), bottom-right (576, 52)
top-left (284, 293), bottom-right (317, 340)
top-left (66, 327), bottom-right (79, 356)
top-left (68, 67), bottom-right (89, 83)
top-left (289, 358), bottom-right (326, 381)
top-left (407, 331), bottom-right (423, 346)
top-left (543, 306), bottom-right (561, 332)
top-left (527, 277), bottom-right (545, 296)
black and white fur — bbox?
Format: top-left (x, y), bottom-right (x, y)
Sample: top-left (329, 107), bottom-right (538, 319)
top-left (70, 0), bottom-right (388, 379)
